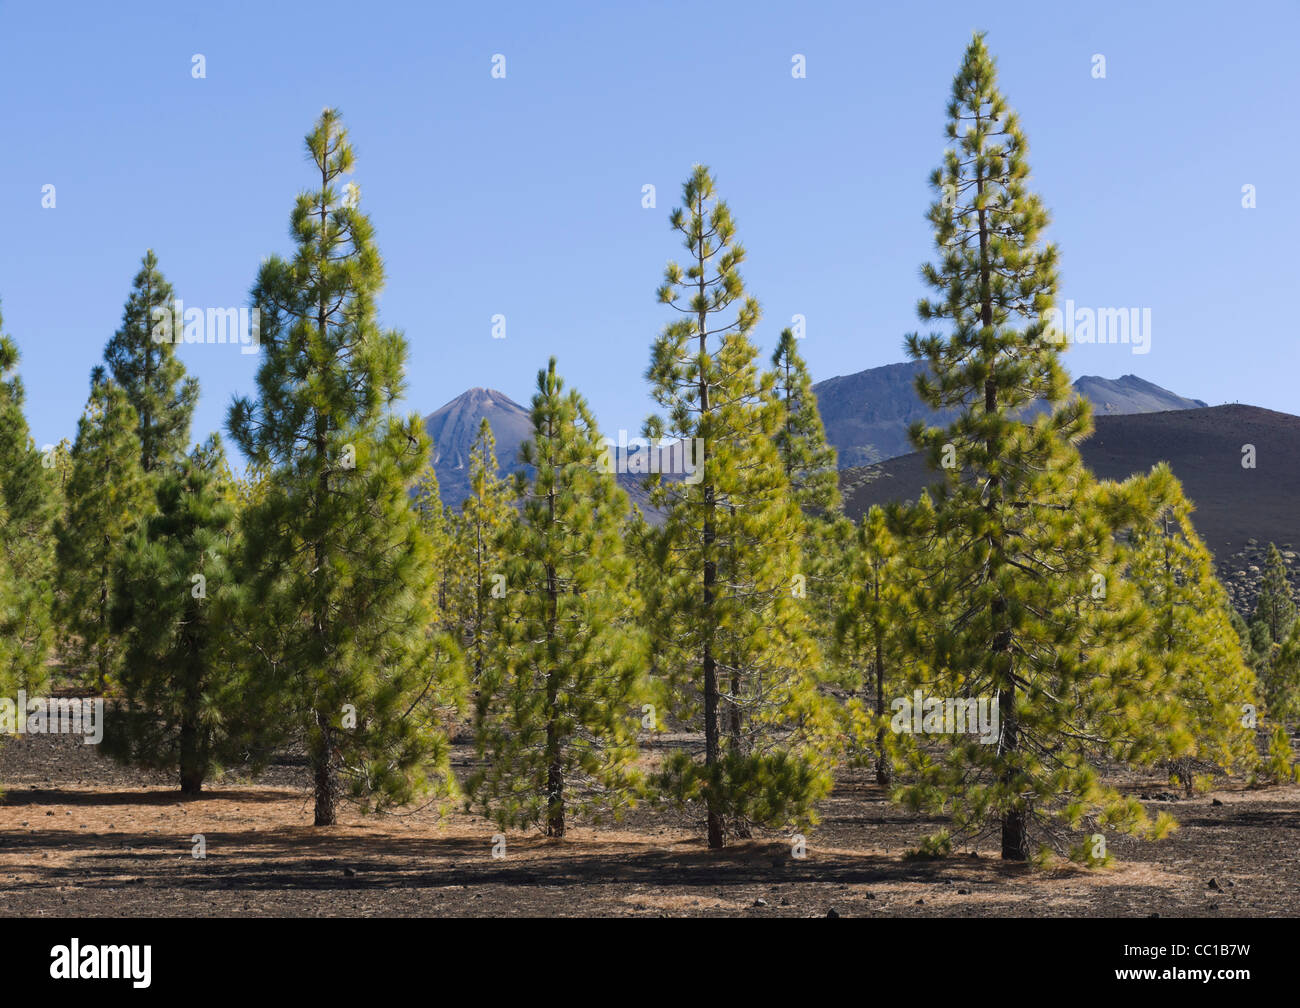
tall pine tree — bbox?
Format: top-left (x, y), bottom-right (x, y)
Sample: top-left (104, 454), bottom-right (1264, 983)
top-left (902, 34), bottom-right (1176, 862)
top-left (468, 359), bottom-right (646, 836)
top-left (645, 165), bottom-right (833, 849)
top-left (228, 109), bottom-right (460, 825)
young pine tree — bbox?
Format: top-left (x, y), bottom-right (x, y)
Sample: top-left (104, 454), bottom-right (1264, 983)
top-left (55, 369), bottom-right (151, 692)
top-left (1249, 544), bottom-right (1296, 647)
top-left (1123, 465), bottom-right (1259, 795)
top-left (453, 419), bottom-right (514, 686)
top-left (468, 359), bottom-right (646, 836)
top-left (901, 34), bottom-right (1176, 863)
top-left (104, 436), bottom-right (255, 793)
top-left (832, 503), bottom-right (925, 789)
top-left (1246, 545), bottom-right (1298, 721)
top-left (769, 328), bottom-right (840, 514)
top-left (645, 165), bottom-right (833, 849)
top-left (104, 251), bottom-right (199, 474)
top-left (228, 109), bottom-right (460, 825)
top-left (0, 310), bottom-right (58, 694)
top-left (1260, 722), bottom-right (1300, 785)
top-left (768, 327), bottom-right (845, 719)
top-left (1268, 620), bottom-right (1300, 724)
top-left (412, 465), bottom-right (456, 629)
top-left (410, 463), bottom-right (468, 749)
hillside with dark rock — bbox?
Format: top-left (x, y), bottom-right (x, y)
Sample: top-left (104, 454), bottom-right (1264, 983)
top-left (839, 405), bottom-right (1300, 614)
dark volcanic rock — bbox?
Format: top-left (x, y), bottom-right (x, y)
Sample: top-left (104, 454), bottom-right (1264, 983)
top-left (839, 404), bottom-right (1300, 615)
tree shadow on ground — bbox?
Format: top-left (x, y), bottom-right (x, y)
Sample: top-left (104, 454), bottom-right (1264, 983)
top-left (0, 787), bottom-right (291, 808)
top-left (0, 824), bottom-right (1037, 896)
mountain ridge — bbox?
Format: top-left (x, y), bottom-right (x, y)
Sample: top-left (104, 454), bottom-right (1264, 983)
top-left (422, 366), bottom-right (1211, 509)
top-left (811, 359), bottom-right (1207, 466)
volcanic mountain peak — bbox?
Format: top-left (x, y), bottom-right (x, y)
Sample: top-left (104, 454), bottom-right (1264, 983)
top-left (422, 388), bottom-right (533, 504)
top-left (1072, 373), bottom-right (1208, 414)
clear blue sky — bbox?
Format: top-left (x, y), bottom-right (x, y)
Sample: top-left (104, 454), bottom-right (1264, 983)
top-left (2, 0), bottom-right (1296, 460)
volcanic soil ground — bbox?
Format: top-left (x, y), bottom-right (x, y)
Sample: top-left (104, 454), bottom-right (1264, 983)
top-left (1, 729), bottom-right (1297, 918)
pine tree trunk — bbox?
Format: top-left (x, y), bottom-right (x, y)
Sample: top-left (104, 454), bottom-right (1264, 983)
top-left (313, 715), bottom-right (337, 826)
top-left (971, 128), bottom-right (1028, 862)
top-left (98, 545), bottom-right (110, 693)
top-left (873, 715), bottom-right (891, 787)
top-left (179, 715), bottom-right (202, 795)
top-left (723, 505), bottom-right (750, 840)
top-left (703, 632), bottom-right (724, 849)
top-left (1001, 802), bottom-right (1027, 860)
top-left (543, 484), bottom-right (565, 838)
top-left (545, 739), bottom-right (565, 838)
top-left (310, 156), bottom-right (336, 831)
top-left (141, 269), bottom-right (155, 475)
top-left (728, 664), bottom-right (752, 840)
top-left (873, 574), bottom-right (892, 788)
top-left (697, 204), bottom-right (725, 852)
top-left (702, 497), bottom-right (724, 848)
top-left (727, 680), bottom-right (752, 840)
top-left (985, 366), bottom-right (1026, 859)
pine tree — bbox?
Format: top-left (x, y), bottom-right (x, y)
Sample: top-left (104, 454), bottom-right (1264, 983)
top-left (468, 359), bottom-right (646, 836)
top-left (769, 328), bottom-right (839, 514)
top-left (0, 309), bottom-right (59, 694)
top-left (410, 462), bottom-right (468, 748)
top-left (901, 34), bottom-right (1176, 863)
top-left (1249, 544), bottom-right (1296, 646)
top-left (104, 436), bottom-right (256, 793)
top-left (452, 419), bottom-right (514, 686)
top-left (768, 328), bottom-right (847, 713)
top-left (1245, 545), bottom-right (1298, 724)
top-left (625, 504), bottom-right (673, 745)
top-left (1123, 465), bottom-right (1259, 795)
top-left (104, 251), bottom-right (199, 474)
top-left (832, 503), bottom-right (925, 788)
top-left (1262, 609), bottom-right (1300, 724)
top-left (1260, 723), bottom-right (1300, 785)
top-left (227, 109), bottom-right (461, 825)
top-left (55, 369), bottom-right (151, 692)
top-left (645, 165), bottom-right (833, 849)
top-left (412, 465), bottom-right (456, 629)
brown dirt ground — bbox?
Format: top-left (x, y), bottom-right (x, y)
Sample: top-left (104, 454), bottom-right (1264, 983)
top-left (1, 730), bottom-right (1297, 918)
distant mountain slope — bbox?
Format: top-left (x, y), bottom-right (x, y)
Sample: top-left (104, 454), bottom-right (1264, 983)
top-left (812, 360), bottom-right (1207, 466)
top-left (1072, 374), bottom-right (1208, 416)
top-left (426, 370), bottom-right (1211, 521)
top-left (423, 386), bottom-right (680, 518)
top-left (839, 405), bottom-right (1300, 612)
top-left (422, 388), bottom-right (533, 505)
